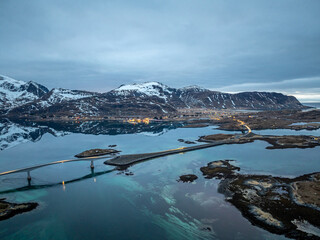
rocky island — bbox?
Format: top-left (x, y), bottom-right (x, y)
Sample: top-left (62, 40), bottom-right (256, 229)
top-left (75, 148), bottom-right (120, 158)
top-left (178, 174), bottom-right (198, 183)
top-left (189, 160), bottom-right (320, 239)
top-left (0, 199), bottom-right (38, 221)
top-left (199, 133), bottom-right (320, 149)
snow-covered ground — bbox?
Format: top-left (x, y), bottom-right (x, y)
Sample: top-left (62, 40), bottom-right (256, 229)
top-left (113, 82), bottom-right (173, 100)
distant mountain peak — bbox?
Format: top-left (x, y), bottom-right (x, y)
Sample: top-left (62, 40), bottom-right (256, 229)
top-left (180, 85), bottom-right (208, 91)
top-left (41, 87), bottom-right (97, 105)
top-left (0, 74), bottom-right (27, 88)
top-left (113, 81), bottom-right (173, 98)
top-left (0, 75), bottom-right (49, 114)
top-left (115, 81), bottom-right (169, 90)
top-left (1, 75), bottom-right (305, 117)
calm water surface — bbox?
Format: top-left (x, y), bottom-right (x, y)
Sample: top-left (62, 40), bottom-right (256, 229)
top-left (0, 121), bottom-right (319, 240)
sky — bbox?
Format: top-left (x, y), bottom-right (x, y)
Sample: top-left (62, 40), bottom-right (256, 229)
top-left (0, 0), bottom-right (320, 102)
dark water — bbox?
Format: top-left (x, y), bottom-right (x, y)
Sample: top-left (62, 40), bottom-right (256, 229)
top-left (0, 120), bottom-right (319, 239)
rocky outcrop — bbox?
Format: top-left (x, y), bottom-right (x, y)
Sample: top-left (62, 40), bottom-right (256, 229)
top-left (199, 133), bottom-right (320, 150)
top-left (75, 148), bottom-right (120, 158)
top-left (0, 199), bottom-right (38, 221)
top-left (199, 160), bottom-right (320, 239)
top-left (178, 174), bottom-right (198, 182)
top-left (200, 160), bottom-right (240, 179)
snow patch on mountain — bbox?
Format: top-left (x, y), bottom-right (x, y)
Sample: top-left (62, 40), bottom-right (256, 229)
top-left (113, 82), bottom-right (173, 100)
top-left (43, 88), bottom-right (95, 105)
top-left (26, 88), bottom-right (98, 111)
top-left (180, 85), bottom-right (208, 92)
top-left (0, 75), bottom-right (29, 100)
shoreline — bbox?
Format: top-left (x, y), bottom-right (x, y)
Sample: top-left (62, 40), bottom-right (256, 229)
top-left (105, 132), bottom-right (320, 167)
top-left (2, 108), bottom-right (319, 133)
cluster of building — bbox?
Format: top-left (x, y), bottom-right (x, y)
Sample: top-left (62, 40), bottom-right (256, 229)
top-left (127, 118), bottom-right (150, 125)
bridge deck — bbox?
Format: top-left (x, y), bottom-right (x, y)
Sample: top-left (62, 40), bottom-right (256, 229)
top-left (104, 141), bottom-right (228, 166)
top-left (0, 155), bottom-right (111, 177)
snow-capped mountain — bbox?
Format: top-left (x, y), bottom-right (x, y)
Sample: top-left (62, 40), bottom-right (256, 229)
top-left (33, 88), bottom-right (98, 110)
top-left (42, 88), bottom-right (97, 106)
top-left (112, 82), bottom-right (174, 101)
top-left (105, 82), bottom-right (184, 110)
top-left (180, 85), bottom-right (209, 92)
top-left (176, 87), bottom-right (302, 110)
top-left (8, 87), bottom-right (99, 115)
top-left (108, 82), bottom-right (302, 110)
top-left (1, 75), bottom-right (99, 115)
top-left (0, 75), bottom-right (305, 118)
top-left (0, 75), bottom-right (48, 114)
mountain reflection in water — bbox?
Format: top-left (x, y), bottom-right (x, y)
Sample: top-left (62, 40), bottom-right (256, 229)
top-left (0, 119), bottom-right (183, 151)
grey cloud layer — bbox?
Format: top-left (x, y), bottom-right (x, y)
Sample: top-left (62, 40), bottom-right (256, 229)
top-left (0, 0), bottom-right (319, 101)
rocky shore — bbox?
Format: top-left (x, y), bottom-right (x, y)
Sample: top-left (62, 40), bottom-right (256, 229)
top-left (212, 109), bottom-right (320, 131)
top-left (200, 160), bottom-right (240, 179)
top-left (199, 133), bottom-right (320, 150)
top-left (0, 199), bottom-right (38, 221)
top-left (184, 160), bottom-right (320, 239)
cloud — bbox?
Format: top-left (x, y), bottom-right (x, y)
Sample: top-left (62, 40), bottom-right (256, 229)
top-left (0, 0), bottom-right (319, 99)
top-left (215, 77), bottom-right (320, 102)
top-left (291, 93), bottom-right (320, 103)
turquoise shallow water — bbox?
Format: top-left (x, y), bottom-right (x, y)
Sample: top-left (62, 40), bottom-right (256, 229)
top-left (0, 121), bottom-right (319, 240)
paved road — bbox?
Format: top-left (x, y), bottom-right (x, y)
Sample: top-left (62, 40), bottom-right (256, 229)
top-left (105, 139), bottom-right (236, 166)
top-left (237, 119), bottom-right (252, 133)
top-left (105, 118), bottom-right (252, 167)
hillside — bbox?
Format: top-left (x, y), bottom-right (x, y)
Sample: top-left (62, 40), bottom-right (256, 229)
top-left (0, 75), bottom-right (305, 118)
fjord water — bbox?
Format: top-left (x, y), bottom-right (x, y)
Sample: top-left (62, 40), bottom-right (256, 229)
top-left (0, 122), bottom-right (320, 240)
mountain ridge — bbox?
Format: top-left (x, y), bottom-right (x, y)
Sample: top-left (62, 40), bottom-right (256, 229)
top-left (0, 75), bottom-right (49, 115)
top-left (0, 75), bottom-right (305, 118)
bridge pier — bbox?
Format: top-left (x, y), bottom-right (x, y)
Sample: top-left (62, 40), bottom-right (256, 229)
top-left (27, 171), bottom-right (31, 185)
top-left (90, 160), bottom-right (94, 169)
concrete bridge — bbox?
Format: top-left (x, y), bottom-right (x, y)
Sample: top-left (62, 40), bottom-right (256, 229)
top-left (104, 141), bottom-right (231, 166)
top-left (0, 119), bottom-right (252, 182)
top-left (0, 167), bottom-right (116, 195)
top-left (0, 155), bottom-right (112, 184)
